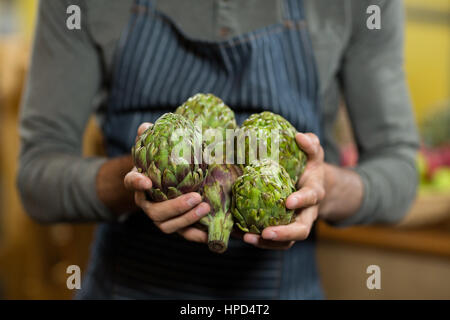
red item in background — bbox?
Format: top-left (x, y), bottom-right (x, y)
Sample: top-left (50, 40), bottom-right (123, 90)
top-left (340, 144), bottom-right (359, 168)
top-left (421, 145), bottom-right (450, 179)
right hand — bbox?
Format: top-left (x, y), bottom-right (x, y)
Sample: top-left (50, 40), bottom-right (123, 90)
top-left (124, 122), bottom-right (211, 243)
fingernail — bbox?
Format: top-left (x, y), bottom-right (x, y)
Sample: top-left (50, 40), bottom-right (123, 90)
top-left (265, 231), bottom-right (277, 240)
top-left (245, 235), bottom-right (258, 245)
top-left (195, 203), bottom-right (209, 217)
top-left (287, 196), bottom-right (298, 208)
top-left (187, 195), bottom-right (201, 207)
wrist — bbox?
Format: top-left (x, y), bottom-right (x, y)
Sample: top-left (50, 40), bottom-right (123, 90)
top-left (96, 155), bottom-right (137, 216)
top-left (319, 163), bottom-right (364, 222)
top-left (319, 163), bottom-right (338, 219)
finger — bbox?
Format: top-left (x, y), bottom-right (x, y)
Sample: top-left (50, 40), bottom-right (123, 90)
top-left (156, 202), bottom-right (210, 234)
top-left (243, 233), bottom-right (294, 250)
top-left (295, 132), bottom-right (323, 162)
top-left (124, 169), bottom-right (152, 191)
top-left (137, 122), bottom-right (152, 136)
top-left (295, 205), bottom-right (319, 228)
top-left (136, 192), bottom-right (203, 222)
top-left (260, 206), bottom-right (318, 242)
top-left (178, 227), bottom-right (208, 243)
top-left (286, 185), bottom-right (325, 210)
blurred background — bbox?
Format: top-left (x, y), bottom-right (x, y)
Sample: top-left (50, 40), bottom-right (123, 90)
top-left (0, 0), bottom-right (449, 299)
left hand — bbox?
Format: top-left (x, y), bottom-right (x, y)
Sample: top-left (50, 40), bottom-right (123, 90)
top-left (242, 132), bottom-right (326, 250)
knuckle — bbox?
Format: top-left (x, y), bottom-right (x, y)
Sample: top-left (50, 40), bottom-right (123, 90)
top-left (158, 223), bottom-right (173, 234)
top-left (305, 188), bottom-right (316, 204)
top-left (301, 228), bottom-right (311, 240)
top-left (147, 210), bottom-right (162, 222)
top-left (294, 226), bottom-right (309, 241)
top-left (312, 194), bottom-right (318, 205)
top-left (180, 213), bottom-right (195, 227)
top-left (133, 177), bottom-right (144, 189)
top-left (134, 192), bottom-right (141, 204)
top-left (191, 234), bottom-right (203, 243)
top-left (135, 193), bottom-right (148, 209)
top-left (174, 198), bottom-right (188, 214)
top-left (318, 147), bottom-right (325, 161)
top-left (125, 174), bottom-right (137, 190)
top-left (317, 187), bottom-right (326, 201)
top-left (297, 233), bottom-right (308, 241)
top-left (147, 211), bottom-right (156, 221)
top-left (189, 210), bottom-right (200, 222)
top-left (306, 189), bottom-right (317, 205)
top-left (309, 133), bottom-right (320, 145)
top-left (123, 175), bottom-right (131, 189)
top-left (184, 232), bottom-right (197, 242)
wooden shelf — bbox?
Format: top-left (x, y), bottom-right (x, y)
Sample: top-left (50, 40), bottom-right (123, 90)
top-left (318, 193), bottom-right (450, 258)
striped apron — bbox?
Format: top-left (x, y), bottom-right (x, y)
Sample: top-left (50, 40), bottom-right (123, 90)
top-left (79, 0), bottom-right (324, 299)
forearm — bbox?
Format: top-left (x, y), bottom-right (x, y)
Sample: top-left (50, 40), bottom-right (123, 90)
top-left (333, 0), bottom-right (419, 226)
top-left (96, 155), bottom-right (136, 215)
top-left (17, 153), bottom-right (115, 223)
top-left (17, 1), bottom-right (110, 223)
top-left (319, 151), bottom-right (418, 226)
top-left (319, 163), bottom-right (364, 223)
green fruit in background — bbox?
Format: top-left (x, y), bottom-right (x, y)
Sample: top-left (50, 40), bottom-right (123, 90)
top-left (132, 113), bottom-right (205, 202)
top-left (238, 111), bottom-right (306, 183)
top-left (231, 159), bottom-right (296, 234)
top-left (430, 168), bottom-right (450, 192)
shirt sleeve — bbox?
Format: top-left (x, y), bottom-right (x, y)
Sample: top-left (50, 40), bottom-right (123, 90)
top-left (17, 0), bottom-right (115, 222)
top-left (333, 0), bottom-right (420, 226)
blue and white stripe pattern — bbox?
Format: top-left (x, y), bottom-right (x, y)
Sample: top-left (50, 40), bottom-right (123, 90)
top-left (84, 0), bottom-right (324, 299)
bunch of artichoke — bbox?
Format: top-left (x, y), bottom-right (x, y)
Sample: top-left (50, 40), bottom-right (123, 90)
top-left (132, 93), bottom-right (308, 251)
top-left (231, 159), bottom-right (296, 234)
top-left (132, 113), bottom-right (205, 202)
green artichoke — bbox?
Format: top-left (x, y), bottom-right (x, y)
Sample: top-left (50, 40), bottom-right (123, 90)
top-left (231, 159), bottom-right (296, 234)
top-left (237, 111), bottom-right (307, 183)
top-left (132, 113), bottom-right (205, 202)
top-left (201, 163), bottom-right (242, 253)
top-left (175, 93), bottom-right (237, 145)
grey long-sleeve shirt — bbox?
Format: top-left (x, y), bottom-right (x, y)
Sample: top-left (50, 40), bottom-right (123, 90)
top-left (18, 0), bottom-right (419, 226)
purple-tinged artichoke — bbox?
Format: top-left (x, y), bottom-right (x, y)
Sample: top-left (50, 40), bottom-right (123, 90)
top-left (200, 163), bottom-right (242, 253)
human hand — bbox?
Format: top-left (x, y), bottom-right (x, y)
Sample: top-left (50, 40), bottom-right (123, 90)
top-left (243, 132), bottom-right (325, 250)
top-left (124, 122), bottom-right (211, 243)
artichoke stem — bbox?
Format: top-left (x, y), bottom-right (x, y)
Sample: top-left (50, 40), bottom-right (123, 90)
top-left (208, 211), bottom-right (233, 254)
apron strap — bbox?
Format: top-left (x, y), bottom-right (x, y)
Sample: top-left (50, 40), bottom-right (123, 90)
top-left (282, 0), bottom-right (306, 21)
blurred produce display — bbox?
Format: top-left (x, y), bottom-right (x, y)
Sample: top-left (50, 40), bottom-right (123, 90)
top-left (420, 104), bottom-right (450, 147)
top-left (418, 105), bottom-right (450, 193)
